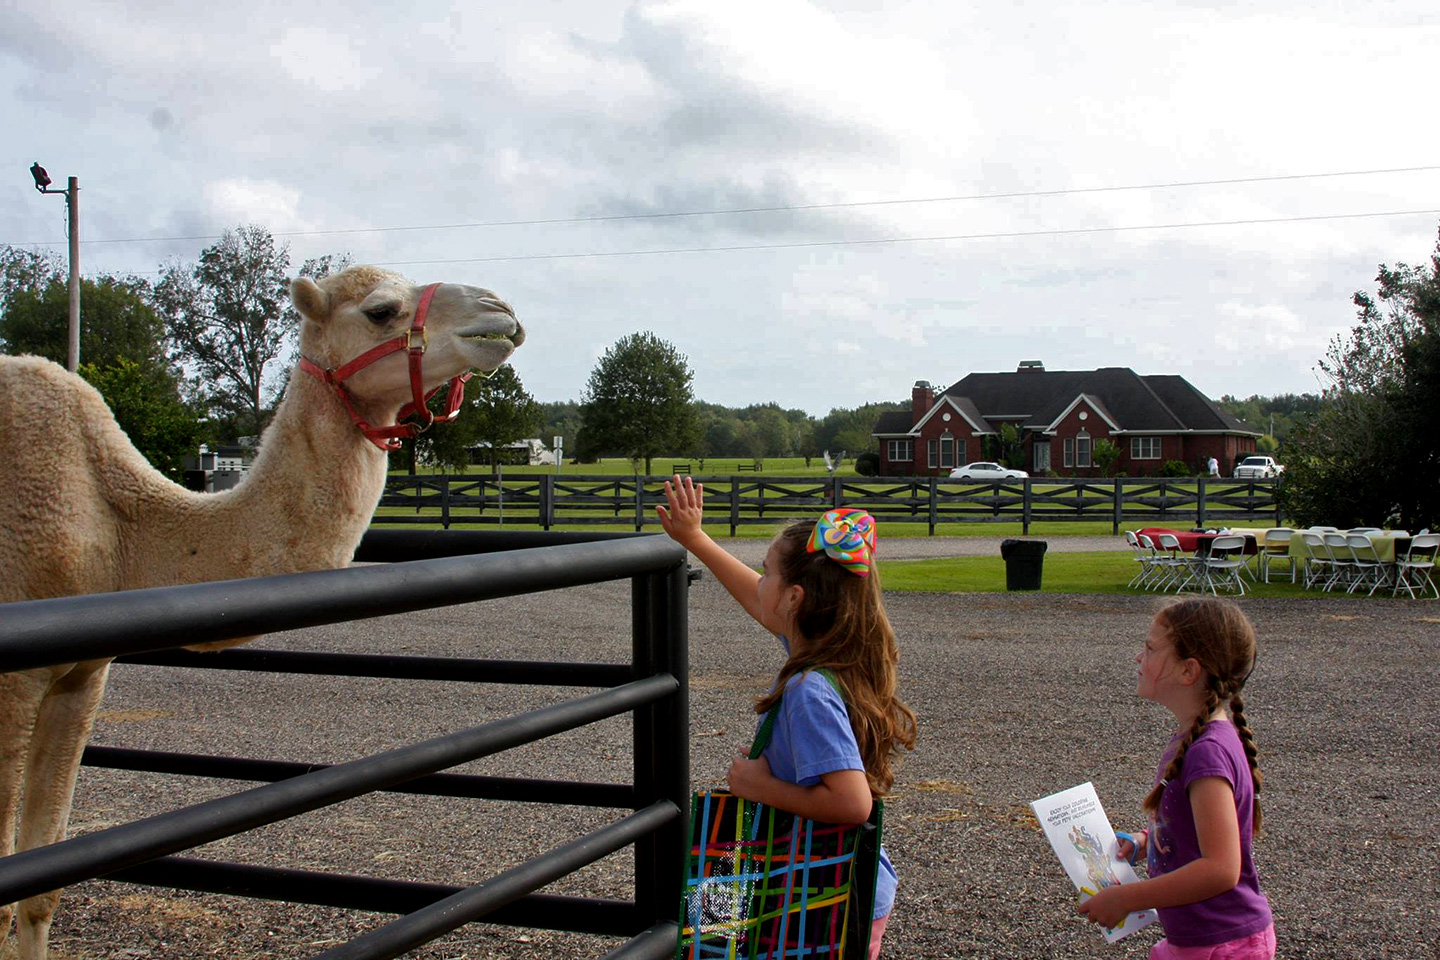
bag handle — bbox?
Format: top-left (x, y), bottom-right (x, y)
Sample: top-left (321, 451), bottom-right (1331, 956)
top-left (748, 667), bottom-right (842, 759)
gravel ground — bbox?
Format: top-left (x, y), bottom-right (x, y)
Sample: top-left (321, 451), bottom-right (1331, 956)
top-left (23, 538), bottom-right (1439, 959)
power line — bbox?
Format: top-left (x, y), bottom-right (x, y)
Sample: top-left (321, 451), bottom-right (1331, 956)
top-left (366, 208), bottom-right (1440, 267)
top-left (7, 164), bottom-right (1438, 248)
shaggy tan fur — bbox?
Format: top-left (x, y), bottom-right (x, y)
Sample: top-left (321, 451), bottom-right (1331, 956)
top-left (0, 268), bottom-right (523, 960)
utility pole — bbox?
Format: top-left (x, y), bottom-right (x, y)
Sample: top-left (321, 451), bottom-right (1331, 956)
top-left (29, 163), bottom-right (81, 372)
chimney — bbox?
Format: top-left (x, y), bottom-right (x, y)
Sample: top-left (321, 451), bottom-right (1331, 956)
top-left (912, 380), bottom-right (934, 423)
top-left (1017, 360), bottom-right (1045, 373)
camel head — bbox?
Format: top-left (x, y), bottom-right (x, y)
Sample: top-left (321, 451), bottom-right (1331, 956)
top-left (291, 266), bottom-right (525, 413)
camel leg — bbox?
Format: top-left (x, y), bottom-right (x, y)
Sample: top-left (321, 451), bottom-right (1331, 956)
top-left (14, 661), bottom-right (111, 960)
top-left (1, 670), bottom-right (53, 950)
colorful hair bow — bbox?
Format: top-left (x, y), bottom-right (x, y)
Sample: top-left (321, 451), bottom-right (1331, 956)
top-left (806, 508), bottom-right (877, 577)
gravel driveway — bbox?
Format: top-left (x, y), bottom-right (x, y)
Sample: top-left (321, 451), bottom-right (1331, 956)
top-left (39, 537), bottom-right (1439, 959)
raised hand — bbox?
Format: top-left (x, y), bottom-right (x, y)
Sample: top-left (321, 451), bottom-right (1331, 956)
top-left (656, 474), bottom-right (705, 547)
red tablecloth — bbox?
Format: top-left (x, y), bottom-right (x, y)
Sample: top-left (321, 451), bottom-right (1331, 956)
top-left (1139, 528), bottom-right (1258, 555)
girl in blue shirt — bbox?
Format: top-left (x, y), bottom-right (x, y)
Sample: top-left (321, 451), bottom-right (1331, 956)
top-left (659, 477), bottom-right (918, 958)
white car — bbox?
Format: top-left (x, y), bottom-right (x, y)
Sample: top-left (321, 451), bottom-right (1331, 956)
top-left (1232, 456), bottom-right (1284, 479)
top-left (948, 462), bottom-right (1029, 481)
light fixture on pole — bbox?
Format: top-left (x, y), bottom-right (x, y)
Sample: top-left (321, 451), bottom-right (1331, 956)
top-left (29, 161), bottom-right (81, 373)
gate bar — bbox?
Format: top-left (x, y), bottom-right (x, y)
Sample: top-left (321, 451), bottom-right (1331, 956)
top-left (313, 801), bottom-right (678, 960)
top-left (0, 676), bottom-right (674, 905)
top-left (116, 648), bottom-right (633, 688)
top-left (82, 747), bottom-right (636, 807)
top-left (0, 536), bottom-right (686, 674)
top-left (109, 857), bottom-right (645, 936)
top-left (599, 923), bottom-right (682, 960)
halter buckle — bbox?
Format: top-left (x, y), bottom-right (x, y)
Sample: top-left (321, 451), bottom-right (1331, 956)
top-left (407, 327), bottom-right (428, 352)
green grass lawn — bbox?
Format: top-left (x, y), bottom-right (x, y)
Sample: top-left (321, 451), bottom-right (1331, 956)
top-left (879, 551), bottom-right (1333, 598)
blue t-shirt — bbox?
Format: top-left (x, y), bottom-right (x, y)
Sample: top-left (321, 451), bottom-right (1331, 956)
top-left (756, 666), bottom-right (897, 919)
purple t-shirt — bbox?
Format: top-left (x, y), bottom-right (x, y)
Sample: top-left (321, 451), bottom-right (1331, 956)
top-left (1148, 719), bottom-right (1272, 947)
top-left (758, 661), bottom-right (897, 919)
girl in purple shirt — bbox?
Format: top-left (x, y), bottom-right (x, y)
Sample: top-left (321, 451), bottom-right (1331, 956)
top-left (1080, 597), bottom-right (1275, 959)
top-left (659, 478), bottom-right (917, 958)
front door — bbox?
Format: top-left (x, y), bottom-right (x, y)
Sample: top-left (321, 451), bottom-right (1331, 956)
top-left (1033, 440), bottom-right (1050, 472)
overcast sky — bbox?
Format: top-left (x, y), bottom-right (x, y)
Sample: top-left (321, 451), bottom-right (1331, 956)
top-left (3, 0), bottom-right (1437, 414)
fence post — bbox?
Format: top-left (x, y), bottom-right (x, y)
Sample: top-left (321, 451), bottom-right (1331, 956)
top-left (832, 475), bottom-right (842, 509)
top-left (440, 477), bottom-right (451, 530)
top-left (729, 480), bottom-right (739, 538)
top-left (541, 475), bottom-right (553, 531)
top-left (634, 478), bottom-right (644, 533)
top-left (1274, 479), bottom-right (1282, 527)
top-left (1197, 478), bottom-right (1207, 529)
top-left (1112, 479), bottom-right (1123, 536)
top-left (928, 476), bottom-right (937, 536)
top-left (1023, 478), bottom-right (1032, 536)
top-left (631, 563), bottom-right (690, 927)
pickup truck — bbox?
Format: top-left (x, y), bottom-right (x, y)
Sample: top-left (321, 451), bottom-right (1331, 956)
top-left (1233, 455), bottom-right (1284, 479)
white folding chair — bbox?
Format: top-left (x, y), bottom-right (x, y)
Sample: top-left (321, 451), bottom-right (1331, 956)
top-left (1259, 528), bottom-right (1296, 583)
top-left (1125, 531), bottom-right (1152, 588)
top-left (1393, 533), bottom-right (1439, 600)
top-left (1344, 533), bottom-right (1388, 596)
top-left (1322, 533), bottom-right (1357, 592)
top-left (1135, 534), bottom-right (1167, 591)
top-left (1155, 533), bottom-right (1196, 592)
top-left (1300, 532), bottom-right (1333, 590)
top-left (1197, 535), bottom-right (1248, 595)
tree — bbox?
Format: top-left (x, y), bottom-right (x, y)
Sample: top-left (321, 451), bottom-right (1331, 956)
top-left (2, 272), bottom-right (169, 372)
top-left (418, 364), bottom-right (542, 472)
top-left (1092, 438), bottom-right (1121, 477)
top-left (577, 332), bottom-right (699, 474)
top-left (1280, 227), bottom-right (1440, 530)
top-left (79, 358), bottom-right (204, 479)
top-left (153, 225), bottom-right (348, 436)
top-left (0, 245), bottom-right (63, 320)
top-left (1, 267), bottom-right (204, 478)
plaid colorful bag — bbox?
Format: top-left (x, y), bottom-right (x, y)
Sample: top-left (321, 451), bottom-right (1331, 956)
top-left (676, 671), bottom-right (883, 960)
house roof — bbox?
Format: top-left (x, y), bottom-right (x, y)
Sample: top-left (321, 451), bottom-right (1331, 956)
top-left (871, 366), bottom-right (1258, 437)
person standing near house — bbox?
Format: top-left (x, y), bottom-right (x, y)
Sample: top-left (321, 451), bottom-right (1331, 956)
top-left (1207, 457), bottom-right (1220, 478)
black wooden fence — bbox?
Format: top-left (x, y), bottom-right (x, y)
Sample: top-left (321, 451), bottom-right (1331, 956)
top-left (376, 475), bottom-right (1282, 536)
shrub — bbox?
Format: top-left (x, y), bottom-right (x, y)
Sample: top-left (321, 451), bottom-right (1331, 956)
top-left (1161, 460), bottom-right (1192, 478)
top-left (855, 451), bottom-right (880, 476)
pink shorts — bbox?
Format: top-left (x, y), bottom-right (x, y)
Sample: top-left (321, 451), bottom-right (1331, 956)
top-left (1151, 925), bottom-right (1276, 960)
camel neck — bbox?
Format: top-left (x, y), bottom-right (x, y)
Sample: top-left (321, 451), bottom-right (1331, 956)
top-left (225, 370), bottom-right (394, 570)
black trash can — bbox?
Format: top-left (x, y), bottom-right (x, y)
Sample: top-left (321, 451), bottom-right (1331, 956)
top-left (1000, 539), bottom-right (1048, 591)
top-left (182, 469), bottom-right (210, 492)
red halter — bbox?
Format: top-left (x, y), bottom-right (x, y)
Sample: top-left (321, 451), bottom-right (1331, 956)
top-left (298, 282), bottom-right (473, 451)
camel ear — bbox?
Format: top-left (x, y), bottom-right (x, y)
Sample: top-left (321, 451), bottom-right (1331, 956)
top-left (290, 277), bottom-right (330, 322)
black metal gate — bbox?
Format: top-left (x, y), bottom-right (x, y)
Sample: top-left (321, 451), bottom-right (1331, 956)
top-left (0, 529), bottom-right (691, 959)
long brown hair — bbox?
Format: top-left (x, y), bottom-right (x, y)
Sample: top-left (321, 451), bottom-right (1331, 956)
top-left (1142, 596), bottom-right (1264, 832)
top-left (754, 519), bottom-right (918, 797)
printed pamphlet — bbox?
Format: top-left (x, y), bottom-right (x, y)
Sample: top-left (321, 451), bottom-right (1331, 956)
top-left (1030, 782), bottom-right (1159, 943)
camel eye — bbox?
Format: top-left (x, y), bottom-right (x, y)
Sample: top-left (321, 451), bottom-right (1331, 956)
top-left (363, 304), bottom-right (399, 324)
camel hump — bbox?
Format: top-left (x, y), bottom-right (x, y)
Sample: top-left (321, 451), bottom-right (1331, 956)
top-left (0, 356), bottom-right (187, 591)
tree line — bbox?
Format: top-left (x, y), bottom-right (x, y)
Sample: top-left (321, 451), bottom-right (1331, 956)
top-left (3, 221), bottom-right (1436, 532)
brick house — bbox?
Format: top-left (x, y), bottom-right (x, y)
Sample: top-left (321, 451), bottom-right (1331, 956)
top-left (872, 362), bottom-right (1260, 477)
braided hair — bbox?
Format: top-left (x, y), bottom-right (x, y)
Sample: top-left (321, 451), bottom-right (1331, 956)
top-left (1141, 596), bottom-right (1264, 833)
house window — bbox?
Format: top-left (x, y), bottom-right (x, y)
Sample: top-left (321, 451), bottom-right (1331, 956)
top-left (887, 439), bottom-right (914, 462)
top-left (927, 439), bottom-right (938, 468)
top-left (939, 433), bottom-right (956, 468)
top-left (1063, 438), bottom-right (1074, 467)
top-left (1130, 436), bottom-right (1161, 460)
top-left (1076, 431), bottom-right (1092, 468)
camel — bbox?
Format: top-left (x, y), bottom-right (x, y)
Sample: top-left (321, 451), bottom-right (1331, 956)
top-left (0, 266), bottom-right (524, 960)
